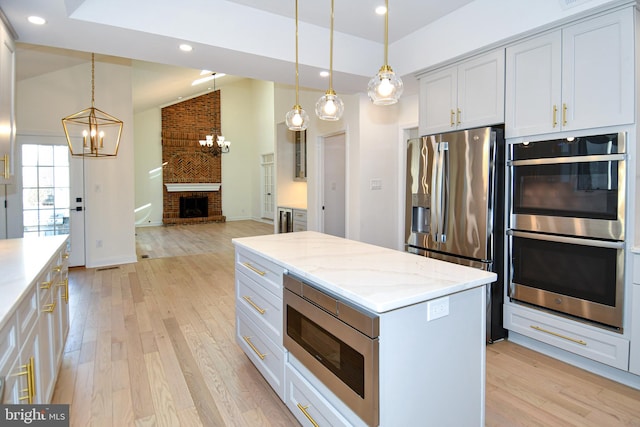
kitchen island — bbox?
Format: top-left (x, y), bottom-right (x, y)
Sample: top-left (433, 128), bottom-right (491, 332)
top-left (233, 231), bottom-right (496, 427)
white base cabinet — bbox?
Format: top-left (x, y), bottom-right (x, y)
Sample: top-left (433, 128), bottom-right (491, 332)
top-left (0, 237), bottom-right (69, 404)
top-left (630, 253), bottom-right (640, 375)
top-left (504, 302), bottom-right (629, 371)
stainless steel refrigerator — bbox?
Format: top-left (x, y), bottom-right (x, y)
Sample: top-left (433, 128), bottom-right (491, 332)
top-left (405, 126), bottom-right (506, 342)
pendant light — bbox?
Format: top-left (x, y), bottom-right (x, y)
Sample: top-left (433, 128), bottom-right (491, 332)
top-left (315, 0), bottom-right (344, 121)
top-left (285, 0), bottom-right (310, 131)
top-left (368, 0), bottom-right (403, 105)
top-left (62, 53), bottom-right (123, 157)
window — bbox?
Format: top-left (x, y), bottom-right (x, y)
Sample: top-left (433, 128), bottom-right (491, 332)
top-left (22, 144), bottom-right (70, 237)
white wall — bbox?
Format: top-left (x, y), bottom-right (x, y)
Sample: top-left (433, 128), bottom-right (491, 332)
top-left (134, 108), bottom-right (163, 226)
top-left (17, 58), bottom-right (136, 268)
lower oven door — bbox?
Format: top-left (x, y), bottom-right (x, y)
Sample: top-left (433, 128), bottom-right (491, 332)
top-left (284, 288), bottom-right (379, 426)
top-left (509, 230), bottom-right (624, 330)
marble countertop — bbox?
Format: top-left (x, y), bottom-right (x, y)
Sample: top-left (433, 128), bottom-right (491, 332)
top-left (232, 231), bottom-right (496, 313)
top-left (0, 236), bottom-right (68, 330)
top-left (277, 203), bottom-right (307, 211)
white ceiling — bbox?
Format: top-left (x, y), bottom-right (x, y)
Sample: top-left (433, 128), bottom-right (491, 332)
top-left (1, 0), bottom-right (478, 111)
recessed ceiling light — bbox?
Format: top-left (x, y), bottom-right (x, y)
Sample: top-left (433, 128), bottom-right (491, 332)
top-left (27, 16), bottom-right (46, 25)
top-left (375, 6), bottom-right (387, 15)
top-left (179, 44), bottom-right (193, 52)
top-left (319, 70), bottom-right (330, 78)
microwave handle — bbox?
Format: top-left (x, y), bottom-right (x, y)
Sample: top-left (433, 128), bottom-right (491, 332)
top-left (508, 230), bottom-right (624, 249)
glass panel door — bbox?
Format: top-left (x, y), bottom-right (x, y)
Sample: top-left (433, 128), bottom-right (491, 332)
top-left (22, 144), bottom-right (70, 237)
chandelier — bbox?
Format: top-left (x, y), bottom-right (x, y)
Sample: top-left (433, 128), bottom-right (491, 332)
top-left (198, 73), bottom-right (230, 156)
top-left (62, 53), bottom-right (123, 157)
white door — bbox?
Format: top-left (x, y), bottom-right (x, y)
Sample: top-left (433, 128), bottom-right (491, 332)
top-left (68, 155), bottom-right (85, 266)
top-left (322, 133), bottom-right (345, 238)
top-left (261, 153), bottom-right (275, 220)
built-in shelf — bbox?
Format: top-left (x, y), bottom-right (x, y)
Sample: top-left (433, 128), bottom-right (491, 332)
top-left (164, 183), bottom-right (221, 192)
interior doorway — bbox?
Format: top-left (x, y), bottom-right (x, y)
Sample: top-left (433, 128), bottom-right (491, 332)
top-left (321, 132), bottom-right (346, 237)
top-left (261, 153), bottom-right (275, 220)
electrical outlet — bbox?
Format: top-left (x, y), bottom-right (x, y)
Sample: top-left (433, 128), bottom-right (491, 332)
top-left (427, 296), bottom-right (449, 321)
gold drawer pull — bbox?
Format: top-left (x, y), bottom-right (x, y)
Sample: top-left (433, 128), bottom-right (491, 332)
top-left (63, 253), bottom-right (69, 259)
top-left (16, 357), bottom-right (35, 403)
top-left (562, 103), bottom-right (568, 126)
top-left (450, 109), bottom-right (455, 127)
top-left (552, 104), bottom-right (558, 127)
top-left (530, 325), bottom-right (587, 345)
top-left (243, 296), bottom-right (266, 314)
top-left (242, 262), bottom-right (266, 276)
top-left (242, 336), bottom-right (266, 360)
top-left (41, 281), bottom-right (52, 289)
top-left (296, 403), bottom-right (320, 427)
top-left (43, 301), bottom-right (57, 313)
top-left (53, 265), bottom-right (62, 273)
top-left (456, 108), bottom-right (461, 125)
top-left (58, 278), bottom-right (69, 303)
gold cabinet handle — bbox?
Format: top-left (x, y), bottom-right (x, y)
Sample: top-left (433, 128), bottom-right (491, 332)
top-left (53, 265), bottom-right (62, 273)
top-left (242, 262), bottom-right (266, 276)
top-left (456, 108), bottom-right (461, 125)
top-left (43, 301), bottom-right (57, 313)
top-left (57, 278), bottom-right (69, 303)
top-left (562, 103), bottom-right (567, 126)
top-left (552, 105), bottom-right (558, 127)
top-left (40, 281), bottom-right (52, 290)
top-left (63, 253), bottom-right (69, 259)
top-left (1, 154), bottom-right (8, 180)
top-left (450, 110), bottom-right (455, 127)
top-left (16, 357), bottom-right (35, 404)
top-left (242, 336), bottom-right (266, 360)
top-left (530, 325), bottom-right (587, 345)
top-left (242, 296), bottom-right (266, 314)
top-left (296, 403), bottom-right (320, 427)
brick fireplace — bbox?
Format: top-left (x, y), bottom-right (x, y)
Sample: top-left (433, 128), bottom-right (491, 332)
top-left (161, 91), bottom-right (226, 225)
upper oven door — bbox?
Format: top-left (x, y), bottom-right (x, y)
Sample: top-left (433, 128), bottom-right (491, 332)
top-left (509, 133), bottom-right (626, 240)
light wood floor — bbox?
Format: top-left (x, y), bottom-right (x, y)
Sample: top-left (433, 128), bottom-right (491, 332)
top-left (52, 221), bottom-right (640, 426)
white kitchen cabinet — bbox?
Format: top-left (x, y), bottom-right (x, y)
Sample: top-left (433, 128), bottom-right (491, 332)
top-left (292, 209), bottom-right (307, 232)
top-left (0, 237), bottom-right (70, 404)
top-left (285, 363), bottom-right (355, 427)
top-left (419, 49), bottom-right (505, 135)
top-left (630, 252), bottom-right (640, 375)
top-left (234, 247), bottom-right (286, 399)
top-left (504, 302), bottom-right (629, 370)
top-left (0, 17), bottom-right (15, 183)
top-left (505, 8), bottom-right (634, 138)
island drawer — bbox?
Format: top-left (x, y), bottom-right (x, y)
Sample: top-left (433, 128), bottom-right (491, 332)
top-left (504, 303), bottom-right (629, 370)
top-left (285, 363), bottom-right (354, 427)
top-left (236, 270), bottom-right (283, 344)
top-left (236, 309), bottom-right (286, 399)
top-left (236, 248), bottom-right (284, 297)
top-left (0, 316), bottom-right (17, 375)
top-left (15, 286), bottom-right (38, 346)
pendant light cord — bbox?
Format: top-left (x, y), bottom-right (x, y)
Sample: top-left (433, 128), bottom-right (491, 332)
top-left (329, 0), bottom-right (334, 91)
top-left (384, 0), bottom-right (389, 67)
top-left (295, 0), bottom-right (300, 106)
top-left (91, 53), bottom-right (95, 107)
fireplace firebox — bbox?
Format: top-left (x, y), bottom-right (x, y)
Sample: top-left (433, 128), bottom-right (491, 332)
top-left (180, 196), bottom-right (208, 218)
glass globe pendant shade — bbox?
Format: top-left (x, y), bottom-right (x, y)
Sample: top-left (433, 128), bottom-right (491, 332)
top-left (368, 64), bottom-right (404, 105)
top-left (315, 90), bottom-right (344, 121)
top-left (285, 105), bottom-right (310, 131)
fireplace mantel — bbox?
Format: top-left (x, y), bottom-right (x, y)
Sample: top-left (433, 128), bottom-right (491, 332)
top-left (164, 183), bottom-right (221, 192)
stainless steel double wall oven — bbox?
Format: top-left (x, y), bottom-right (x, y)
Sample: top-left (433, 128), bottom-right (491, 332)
top-left (508, 132), bottom-right (626, 330)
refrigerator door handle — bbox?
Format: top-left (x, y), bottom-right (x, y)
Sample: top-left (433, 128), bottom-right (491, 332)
top-left (440, 141), bottom-right (449, 243)
top-left (430, 142), bottom-right (440, 243)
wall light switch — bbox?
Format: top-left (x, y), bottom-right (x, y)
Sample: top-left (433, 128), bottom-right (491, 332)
top-left (370, 179), bottom-right (382, 190)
